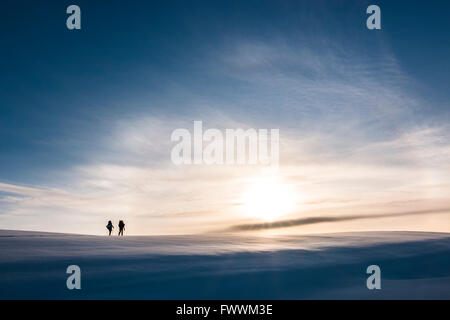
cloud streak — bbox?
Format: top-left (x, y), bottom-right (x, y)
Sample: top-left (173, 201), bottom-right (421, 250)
top-left (225, 208), bottom-right (450, 232)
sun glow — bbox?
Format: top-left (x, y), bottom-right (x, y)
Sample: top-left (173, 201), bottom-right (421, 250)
top-left (240, 176), bottom-right (298, 221)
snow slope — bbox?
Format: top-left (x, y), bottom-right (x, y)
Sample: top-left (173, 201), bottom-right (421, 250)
top-left (0, 230), bottom-right (449, 299)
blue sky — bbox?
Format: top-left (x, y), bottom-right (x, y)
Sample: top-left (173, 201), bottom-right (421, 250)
top-left (1, 1), bottom-right (449, 234)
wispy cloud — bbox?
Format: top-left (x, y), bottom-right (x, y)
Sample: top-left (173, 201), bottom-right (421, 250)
top-left (1, 36), bottom-right (449, 235)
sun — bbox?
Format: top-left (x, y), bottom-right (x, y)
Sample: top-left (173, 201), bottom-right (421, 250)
top-left (240, 176), bottom-right (297, 221)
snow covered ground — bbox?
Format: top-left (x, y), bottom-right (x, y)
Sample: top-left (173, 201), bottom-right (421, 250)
top-left (0, 230), bottom-right (449, 299)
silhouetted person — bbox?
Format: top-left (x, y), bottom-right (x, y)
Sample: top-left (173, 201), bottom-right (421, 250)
top-left (118, 220), bottom-right (125, 236)
top-left (106, 220), bottom-right (114, 236)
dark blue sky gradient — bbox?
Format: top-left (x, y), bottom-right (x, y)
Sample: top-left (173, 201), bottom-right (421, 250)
top-left (0, 0), bottom-right (449, 183)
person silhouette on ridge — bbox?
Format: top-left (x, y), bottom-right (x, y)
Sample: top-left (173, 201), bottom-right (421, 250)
top-left (118, 220), bottom-right (125, 236)
top-left (106, 220), bottom-right (114, 236)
